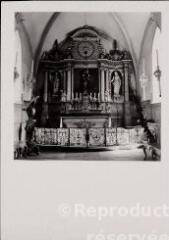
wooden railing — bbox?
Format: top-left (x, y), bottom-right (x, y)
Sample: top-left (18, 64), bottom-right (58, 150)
top-left (33, 127), bottom-right (144, 147)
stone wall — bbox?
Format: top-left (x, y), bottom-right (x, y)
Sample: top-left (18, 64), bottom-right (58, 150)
top-left (14, 14), bottom-right (34, 149)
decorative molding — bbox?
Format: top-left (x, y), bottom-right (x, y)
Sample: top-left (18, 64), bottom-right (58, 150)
top-left (15, 13), bottom-right (33, 59)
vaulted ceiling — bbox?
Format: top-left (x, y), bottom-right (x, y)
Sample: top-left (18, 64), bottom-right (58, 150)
top-left (18, 12), bottom-right (160, 74)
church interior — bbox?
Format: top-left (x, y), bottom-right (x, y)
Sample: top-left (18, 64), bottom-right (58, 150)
top-left (14, 12), bottom-right (161, 160)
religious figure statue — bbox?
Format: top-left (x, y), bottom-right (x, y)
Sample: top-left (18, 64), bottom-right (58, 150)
top-left (82, 69), bottom-right (90, 95)
top-left (111, 71), bottom-right (122, 96)
top-left (104, 90), bottom-right (110, 102)
top-left (53, 72), bottom-right (60, 95)
top-left (61, 90), bottom-right (67, 102)
top-left (25, 96), bottom-right (40, 155)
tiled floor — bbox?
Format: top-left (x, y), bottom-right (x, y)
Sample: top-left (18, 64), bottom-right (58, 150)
top-left (18, 146), bottom-right (149, 161)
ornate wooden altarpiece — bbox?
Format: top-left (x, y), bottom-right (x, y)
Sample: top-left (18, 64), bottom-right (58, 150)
top-left (35, 25), bottom-right (138, 130)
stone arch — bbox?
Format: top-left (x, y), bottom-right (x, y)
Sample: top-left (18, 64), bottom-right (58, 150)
top-left (34, 12), bottom-right (60, 75)
top-left (15, 13), bottom-right (33, 60)
top-left (14, 29), bottom-right (22, 103)
top-left (109, 13), bottom-right (137, 77)
top-left (138, 13), bottom-right (161, 100)
top-left (15, 12), bottom-right (34, 101)
top-left (14, 13), bottom-right (34, 147)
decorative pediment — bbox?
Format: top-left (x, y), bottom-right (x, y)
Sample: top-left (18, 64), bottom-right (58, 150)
top-left (40, 26), bottom-right (131, 62)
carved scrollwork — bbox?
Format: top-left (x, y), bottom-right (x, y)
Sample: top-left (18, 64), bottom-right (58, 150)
top-left (41, 39), bottom-right (63, 61)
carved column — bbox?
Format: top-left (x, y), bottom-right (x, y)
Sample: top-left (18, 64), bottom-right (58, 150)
top-left (41, 70), bottom-right (48, 125)
top-left (67, 67), bottom-right (71, 101)
top-left (44, 71), bottom-right (48, 102)
top-left (98, 69), bottom-right (101, 101)
top-left (71, 68), bottom-right (74, 100)
top-left (124, 62), bottom-right (129, 101)
top-left (123, 62), bottom-right (131, 126)
top-left (54, 71), bottom-right (59, 96)
top-left (106, 69), bottom-right (109, 92)
top-left (100, 68), bottom-right (105, 101)
top-left (109, 71), bottom-right (112, 97)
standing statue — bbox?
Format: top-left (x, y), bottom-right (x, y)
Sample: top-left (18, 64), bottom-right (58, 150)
top-left (53, 72), bottom-right (60, 95)
top-left (111, 71), bottom-right (122, 96)
top-left (82, 69), bottom-right (90, 94)
top-left (25, 96), bottom-right (40, 155)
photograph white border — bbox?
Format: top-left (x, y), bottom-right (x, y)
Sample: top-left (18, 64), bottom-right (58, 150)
top-left (1, 1), bottom-right (169, 239)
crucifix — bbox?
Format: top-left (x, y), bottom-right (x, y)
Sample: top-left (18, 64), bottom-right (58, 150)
top-left (82, 69), bottom-right (90, 95)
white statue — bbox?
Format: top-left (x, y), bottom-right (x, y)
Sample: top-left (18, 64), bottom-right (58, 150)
top-left (111, 71), bottom-right (122, 96)
top-left (104, 90), bottom-right (109, 102)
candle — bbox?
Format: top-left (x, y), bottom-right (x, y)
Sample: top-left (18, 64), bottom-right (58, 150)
top-left (60, 117), bottom-right (63, 128)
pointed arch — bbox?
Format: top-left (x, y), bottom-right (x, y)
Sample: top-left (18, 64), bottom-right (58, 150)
top-left (14, 29), bottom-right (22, 103)
top-left (138, 13), bottom-right (161, 100)
top-left (15, 13), bottom-right (33, 59)
top-left (109, 13), bottom-right (137, 77)
top-left (34, 12), bottom-right (60, 75)
top-left (34, 12), bottom-right (139, 77)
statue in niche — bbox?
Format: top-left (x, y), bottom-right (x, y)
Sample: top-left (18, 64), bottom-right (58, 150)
top-left (111, 70), bottom-right (122, 96)
top-left (53, 72), bottom-right (60, 95)
top-left (82, 69), bottom-right (90, 95)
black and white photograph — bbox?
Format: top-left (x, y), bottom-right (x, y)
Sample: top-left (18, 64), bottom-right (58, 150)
top-left (1, 2), bottom-right (169, 240)
top-left (14, 11), bottom-right (161, 160)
